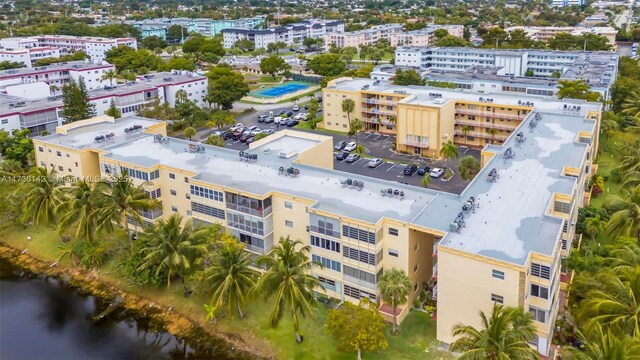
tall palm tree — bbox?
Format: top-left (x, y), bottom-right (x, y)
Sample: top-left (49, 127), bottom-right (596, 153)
top-left (578, 267), bottom-right (640, 337)
top-left (342, 98), bottom-right (355, 125)
top-left (486, 128), bottom-right (498, 144)
top-left (561, 323), bottom-right (640, 360)
top-left (439, 140), bottom-right (459, 171)
top-left (20, 167), bottom-right (63, 227)
top-left (96, 171), bottom-right (158, 243)
top-left (184, 126), bottom-right (196, 141)
top-left (450, 303), bottom-right (538, 360)
top-left (49, 84), bottom-right (59, 96)
top-left (607, 241), bottom-right (640, 274)
top-left (622, 91), bottom-right (640, 120)
top-left (54, 180), bottom-right (105, 242)
top-left (101, 69), bottom-right (118, 86)
top-left (254, 237), bottom-right (321, 343)
top-left (350, 118), bottom-right (363, 145)
top-left (200, 241), bottom-right (259, 319)
top-left (461, 125), bottom-right (471, 137)
top-left (585, 215), bottom-right (607, 248)
top-left (600, 118), bottom-right (618, 151)
top-left (138, 214), bottom-right (209, 289)
top-left (457, 155), bottom-right (481, 181)
top-left (421, 174), bottom-right (432, 188)
top-left (378, 268), bottom-right (411, 334)
top-left (605, 185), bottom-right (640, 242)
top-left (206, 111), bottom-right (236, 130)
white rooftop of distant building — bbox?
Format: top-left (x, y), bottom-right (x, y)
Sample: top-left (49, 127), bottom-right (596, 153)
top-left (0, 60), bottom-right (112, 80)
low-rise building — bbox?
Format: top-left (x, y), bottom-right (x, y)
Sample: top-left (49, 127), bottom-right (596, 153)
top-left (551, 0), bottom-right (584, 7)
top-left (0, 47), bottom-right (61, 68)
top-left (505, 26), bottom-right (618, 47)
top-left (324, 23), bottom-right (404, 49)
top-left (222, 20), bottom-right (344, 49)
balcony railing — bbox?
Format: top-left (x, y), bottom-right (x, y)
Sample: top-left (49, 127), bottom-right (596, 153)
top-left (454, 129), bottom-right (509, 141)
top-left (309, 225), bottom-right (341, 239)
top-left (432, 284), bottom-right (438, 300)
top-left (140, 208), bottom-right (163, 219)
top-left (226, 203), bottom-right (272, 217)
top-left (455, 119), bottom-right (519, 131)
top-left (402, 140), bottom-right (429, 148)
top-left (455, 109), bottom-right (526, 121)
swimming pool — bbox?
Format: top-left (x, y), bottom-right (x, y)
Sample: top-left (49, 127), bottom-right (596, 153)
top-left (251, 82), bottom-right (310, 98)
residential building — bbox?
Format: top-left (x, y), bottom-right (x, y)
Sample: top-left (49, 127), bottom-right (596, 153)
top-left (391, 25), bottom-right (465, 47)
top-left (551, 0), bottom-right (584, 7)
top-left (126, 17), bottom-right (267, 39)
top-left (505, 26), bottom-right (618, 47)
top-left (0, 70), bottom-right (207, 134)
top-left (140, 25), bottom-right (169, 41)
top-left (0, 35), bottom-right (138, 62)
top-left (324, 23), bottom-right (403, 49)
top-left (34, 90), bottom-right (600, 357)
top-left (222, 20), bottom-right (344, 49)
top-left (0, 47), bottom-right (61, 68)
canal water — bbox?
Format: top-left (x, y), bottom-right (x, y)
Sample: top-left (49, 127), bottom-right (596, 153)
top-left (0, 261), bottom-right (245, 360)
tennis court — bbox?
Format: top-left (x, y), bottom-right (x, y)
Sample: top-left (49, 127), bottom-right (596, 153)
top-left (251, 82), bottom-right (310, 98)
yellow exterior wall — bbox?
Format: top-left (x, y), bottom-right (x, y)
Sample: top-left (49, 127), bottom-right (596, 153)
top-left (322, 84), bottom-right (362, 132)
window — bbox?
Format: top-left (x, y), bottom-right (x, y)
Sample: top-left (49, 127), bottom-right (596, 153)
top-left (285, 220), bottom-right (293, 227)
top-left (190, 185), bottom-right (223, 201)
top-left (58, 165), bottom-right (63, 171)
top-left (414, 283), bottom-right (418, 292)
top-left (343, 246), bottom-right (376, 265)
top-left (491, 294), bottom-right (504, 304)
top-left (342, 225), bottom-right (376, 244)
top-left (388, 228), bottom-right (398, 236)
top-left (312, 254), bottom-right (341, 272)
top-left (171, 206), bottom-right (178, 212)
top-left (56, 151), bottom-right (61, 157)
top-left (145, 188), bottom-right (162, 199)
top-left (414, 242), bottom-right (419, 252)
top-left (529, 307), bottom-right (546, 323)
top-left (553, 201), bottom-right (571, 214)
top-left (169, 173), bottom-right (175, 179)
top-left (170, 190), bottom-right (177, 196)
top-left (530, 284), bottom-right (549, 299)
top-left (284, 201), bottom-right (292, 209)
top-left (191, 202), bottom-right (225, 219)
top-left (184, 177), bottom-right (189, 183)
top-left (492, 269), bottom-right (505, 280)
top-left (318, 276), bottom-right (337, 292)
top-left (38, 146), bottom-right (43, 152)
top-left (40, 161), bottom-right (45, 166)
top-left (311, 235), bottom-right (340, 253)
top-left (388, 248), bottom-right (398, 257)
top-left (413, 263), bottom-right (418, 273)
top-left (343, 265), bottom-right (377, 285)
top-left (530, 263), bottom-right (551, 279)
top-left (344, 284), bottom-right (377, 302)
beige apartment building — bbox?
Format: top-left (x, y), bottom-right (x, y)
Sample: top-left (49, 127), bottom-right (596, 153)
top-left (324, 24), bottom-right (464, 49)
top-left (505, 26), bottom-right (618, 48)
top-left (33, 81), bottom-right (600, 356)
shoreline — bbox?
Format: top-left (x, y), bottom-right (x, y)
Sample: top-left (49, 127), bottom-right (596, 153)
top-left (0, 242), bottom-right (272, 360)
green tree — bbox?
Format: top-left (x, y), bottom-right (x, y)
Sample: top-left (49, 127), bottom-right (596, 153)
top-left (605, 185), bottom-right (640, 242)
top-left (340, 47), bottom-right (357, 66)
top-left (259, 54), bottom-right (291, 79)
top-left (60, 77), bottom-right (96, 122)
top-left (307, 53), bottom-right (347, 76)
top-left (0, 61), bottom-right (24, 70)
top-left (557, 80), bottom-right (602, 102)
top-left (200, 241), bottom-right (259, 319)
top-left (450, 303), bottom-right (538, 360)
top-left (440, 140), bottom-right (459, 170)
top-left (622, 91), bottom-right (640, 121)
top-left (254, 237), bottom-right (322, 343)
top-left (139, 214), bottom-right (209, 290)
top-left (600, 118), bottom-right (619, 151)
top-left (100, 69), bottom-right (117, 86)
top-left (105, 99), bottom-right (121, 119)
top-left (205, 67), bottom-right (250, 109)
top-left (457, 155), bottom-right (481, 181)
top-left (141, 35), bottom-right (167, 50)
top-left (562, 324), bottom-right (640, 360)
top-left (0, 128), bottom-right (34, 166)
top-left (585, 215), bottom-right (607, 248)
top-left (367, 47), bottom-right (385, 65)
top-left (184, 126), bottom-right (196, 141)
top-left (326, 299), bottom-right (389, 360)
top-left (378, 268), bottom-right (411, 334)
top-left (204, 135), bottom-right (225, 147)
top-left (393, 69), bottom-right (425, 86)
top-left (20, 166), bottom-right (62, 227)
top-left (234, 39), bottom-right (255, 52)
top-left (436, 35), bottom-right (472, 47)
top-left (421, 174), bottom-right (432, 188)
top-left (167, 25), bottom-right (187, 43)
top-left (206, 111), bottom-right (236, 130)
top-left (341, 98), bottom-right (355, 125)
top-left (349, 118), bottom-right (363, 145)
top-left (54, 180), bottom-right (106, 242)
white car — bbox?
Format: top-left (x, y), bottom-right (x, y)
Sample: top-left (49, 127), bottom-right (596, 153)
top-left (293, 105), bottom-right (300, 111)
top-left (343, 141), bottom-right (357, 152)
top-left (261, 129), bottom-right (275, 135)
top-left (429, 168), bottom-right (445, 178)
top-left (276, 117), bottom-right (289, 125)
top-left (249, 128), bottom-right (262, 135)
top-left (230, 123), bottom-right (244, 131)
top-left (294, 113), bottom-right (307, 120)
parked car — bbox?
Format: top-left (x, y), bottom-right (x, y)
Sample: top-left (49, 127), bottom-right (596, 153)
top-left (429, 168), bottom-right (445, 178)
top-left (403, 164), bottom-right (418, 176)
top-left (336, 151), bottom-right (350, 161)
top-left (230, 123), bottom-right (244, 131)
top-left (294, 113), bottom-right (307, 120)
top-left (246, 136), bottom-right (256, 144)
top-left (274, 116), bottom-right (284, 124)
top-left (249, 128), bottom-right (262, 135)
top-left (261, 129), bottom-right (275, 135)
top-left (368, 158), bottom-right (383, 168)
top-left (246, 125), bottom-right (259, 131)
top-left (286, 119), bottom-right (299, 127)
top-left (316, 97), bottom-right (323, 103)
top-left (417, 165), bottom-right (431, 176)
top-left (222, 131), bottom-right (234, 140)
top-left (304, 104), bottom-right (309, 110)
top-left (345, 153), bottom-right (361, 163)
top-left (232, 130), bottom-right (245, 140)
top-left (263, 116), bottom-right (274, 123)
top-left (239, 133), bottom-right (253, 142)
top-left (286, 111), bottom-right (294, 117)
top-left (293, 105), bottom-right (300, 111)
top-left (343, 141), bottom-right (357, 152)
top-left (277, 110), bottom-right (287, 116)
top-left (257, 115), bottom-right (269, 122)
top-left (334, 141), bottom-right (347, 151)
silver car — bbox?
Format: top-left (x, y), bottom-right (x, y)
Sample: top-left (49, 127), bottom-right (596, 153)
top-left (368, 158), bottom-right (383, 168)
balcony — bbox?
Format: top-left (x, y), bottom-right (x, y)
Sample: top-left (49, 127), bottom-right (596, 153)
top-left (432, 284), bottom-right (438, 300)
top-left (454, 129), bottom-right (509, 141)
top-left (432, 263), bottom-right (438, 280)
top-left (226, 193), bottom-right (272, 218)
top-left (455, 119), bottom-right (519, 131)
top-left (455, 108), bottom-right (526, 121)
top-left (140, 208), bottom-right (163, 220)
top-left (309, 225), bottom-right (341, 239)
top-left (226, 203), bottom-right (272, 217)
top-left (433, 241), bottom-right (439, 256)
top-left (362, 108), bottom-right (396, 117)
top-left (403, 140), bottom-right (429, 148)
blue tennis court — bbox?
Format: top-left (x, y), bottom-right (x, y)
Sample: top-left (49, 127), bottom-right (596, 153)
top-left (252, 82), bottom-right (310, 98)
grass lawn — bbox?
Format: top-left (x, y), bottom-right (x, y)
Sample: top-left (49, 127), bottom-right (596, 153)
top-left (295, 120), bottom-right (347, 137)
top-left (1, 225), bottom-right (449, 360)
top-left (590, 132), bottom-right (626, 208)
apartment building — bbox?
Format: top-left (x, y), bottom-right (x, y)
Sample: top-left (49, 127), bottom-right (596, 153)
top-left (505, 26), bottom-right (618, 47)
top-left (552, 0), bottom-right (584, 6)
top-left (126, 17), bottom-right (266, 39)
top-left (0, 36), bottom-right (138, 63)
top-left (0, 47), bottom-right (61, 68)
top-left (139, 25), bottom-right (169, 41)
top-left (391, 25), bottom-right (465, 47)
top-left (222, 20), bottom-right (344, 49)
top-left (324, 23), bottom-right (403, 49)
top-left (33, 92), bottom-right (599, 356)
top-left (0, 70), bottom-right (207, 134)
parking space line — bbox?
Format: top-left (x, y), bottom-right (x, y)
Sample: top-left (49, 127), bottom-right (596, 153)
top-left (351, 158), bottom-right (365, 165)
top-left (362, 160), bottom-right (372, 167)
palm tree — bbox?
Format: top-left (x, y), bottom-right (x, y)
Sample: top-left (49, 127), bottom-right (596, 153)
top-left (461, 125), bottom-right (471, 138)
top-left (101, 69), bottom-right (117, 86)
top-left (439, 140), bottom-right (459, 171)
top-left (578, 268), bottom-right (640, 337)
top-left (96, 171), bottom-right (158, 243)
top-left (457, 155), bottom-right (481, 181)
top-left (605, 185), bottom-right (640, 242)
top-left (585, 215), bottom-right (607, 248)
top-left (350, 118), bottom-right (363, 145)
top-left (54, 180), bottom-right (105, 242)
top-left (254, 237), bottom-right (322, 343)
top-left (138, 214), bottom-right (209, 289)
top-left (20, 167), bottom-right (63, 227)
top-left (450, 303), bottom-right (538, 360)
top-left (562, 324), bottom-right (640, 360)
top-left (622, 91), bottom-right (640, 120)
top-left (206, 111), bottom-right (236, 130)
top-left (421, 174), bottom-right (432, 188)
top-left (600, 118), bottom-right (618, 151)
top-left (49, 84), bottom-right (59, 96)
top-left (486, 128), bottom-right (498, 144)
top-left (607, 241), bottom-right (640, 274)
top-left (184, 126), bottom-right (196, 141)
top-left (378, 268), bottom-right (411, 334)
top-left (342, 98), bottom-right (355, 125)
top-left (200, 241), bottom-right (259, 319)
